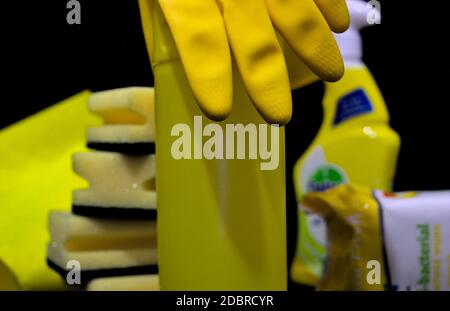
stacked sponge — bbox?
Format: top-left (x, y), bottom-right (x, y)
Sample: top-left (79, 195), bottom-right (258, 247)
top-left (47, 87), bottom-right (159, 290)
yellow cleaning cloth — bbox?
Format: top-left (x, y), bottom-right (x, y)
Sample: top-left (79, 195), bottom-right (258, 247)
top-left (0, 259), bottom-right (20, 290)
top-left (0, 91), bottom-right (100, 290)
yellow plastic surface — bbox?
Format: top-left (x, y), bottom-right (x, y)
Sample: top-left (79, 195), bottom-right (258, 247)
top-left (140, 5), bottom-right (287, 290)
top-left (0, 91), bottom-right (100, 290)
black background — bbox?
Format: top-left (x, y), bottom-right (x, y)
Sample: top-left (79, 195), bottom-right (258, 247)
top-left (1, 291), bottom-right (447, 309)
top-left (2, 0), bottom-right (450, 290)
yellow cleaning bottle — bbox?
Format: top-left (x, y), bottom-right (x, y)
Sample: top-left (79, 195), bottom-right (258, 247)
top-left (290, 0), bottom-right (401, 286)
top-left (139, 2), bottom-right (286, 290)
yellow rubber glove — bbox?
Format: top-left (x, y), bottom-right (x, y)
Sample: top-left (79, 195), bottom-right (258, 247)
top-left (0, 91), bottom-right (100, 289)
top-left (139, 0), bottom-right (349, 124)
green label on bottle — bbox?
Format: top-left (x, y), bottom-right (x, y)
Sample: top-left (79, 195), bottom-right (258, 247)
top-left (307, 164), bottom-right (347, 193)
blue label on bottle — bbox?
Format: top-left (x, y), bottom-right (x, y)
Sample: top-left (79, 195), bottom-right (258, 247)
top-left (333, 89), bottom-right (373, 126)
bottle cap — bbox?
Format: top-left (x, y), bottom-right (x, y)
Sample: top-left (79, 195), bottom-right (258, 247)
top-left (335, 0), bottom-right (381, 64)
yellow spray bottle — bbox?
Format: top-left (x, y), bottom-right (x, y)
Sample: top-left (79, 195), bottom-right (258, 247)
top-left (139, 1), bottom-right (286, 290)
top-left (290, 0), bottom-right (401, 286)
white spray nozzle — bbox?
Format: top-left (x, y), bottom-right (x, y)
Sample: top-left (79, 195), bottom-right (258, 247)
top-left (335, 0), bottom-right (381, 65)
top-left (349, 0), bottom-right (381, 29)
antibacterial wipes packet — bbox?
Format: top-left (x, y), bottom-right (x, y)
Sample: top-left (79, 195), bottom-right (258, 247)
top-left (302, 184), bottom-right (450, 291)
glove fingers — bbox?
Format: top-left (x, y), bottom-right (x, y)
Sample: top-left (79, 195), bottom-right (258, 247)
top-left (157, 0), bottom-right (232, 121)
top-left (220, 0), bottom-right (292, 124)
top-left (313, 0), bottom-right (350, 33)
top-left (278, 35), bottom-right (318, 90)
top-left (266, 0), bottom-right (344, 82)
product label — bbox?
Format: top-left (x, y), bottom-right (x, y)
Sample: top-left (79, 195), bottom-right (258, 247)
top-left (333, 89), bottom-right (373, 126)
top-left (375, 190), bottom-right (450, 291)
top-left (299, 147), bottom-right (348, 196)
top-left (307, 164), bottom-right (347, 193)
top-left (296, 147), bottom-right (348, 279)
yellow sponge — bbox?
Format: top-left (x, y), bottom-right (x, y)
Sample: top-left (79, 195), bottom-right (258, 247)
top-left (87, 274), bottom-right (159, 291)
top-left (47, 212), bottom-right (157, 283)
top-left (87, 87), bottom-right (155, 155)
top-left (72, 151), bottom-right (156, 219)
